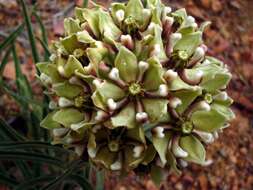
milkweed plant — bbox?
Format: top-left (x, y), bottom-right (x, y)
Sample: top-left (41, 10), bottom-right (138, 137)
top-left (37, 0), bottom-right (235, 183)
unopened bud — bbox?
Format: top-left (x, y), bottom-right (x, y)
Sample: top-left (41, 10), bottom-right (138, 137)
top-left (136, 112), bottom-right (148, 123)
top-left (115, 9), bottom-right (125, 22)
top-left (172, 136), bottom-right (188, 158)
top-left (58, 97), bottom-right (74, 107)
top-left (133, 145), bottom-right (144, 158)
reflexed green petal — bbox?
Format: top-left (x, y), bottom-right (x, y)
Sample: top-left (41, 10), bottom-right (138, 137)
top-left (152, 132), bottom-right (172, 166)
top-left (174, 31), bottom-right (202, 56)
top-left (86, 43), bottom-right (108, 71)
top-left (64, 55), bottom-right (85, 78)
top-left (171, 8), bottom-right (187, 26)
top-left (124, 146), bottom-right (144, 169)
top-left (64, 18), bottom-right (81, 35)
top-left (191, 104), bottom-right (234, 132)
top-left (143, 57), bottom-right (165, 91)
top-left (81, 8), bottom-right (100, 37)
top-left (125, 0), bottom-right (143, 25)
top-left (172, 89), bottom-right (202, 114)
top-left (98, 10), bottom-right (122, 40)
top-left (201, 73), bottom-right (231, 92)
top-left (142, 144), bottom-right (156, 165)
top-left (111, 3), bottom-right (126, 24)
top-left (53, 81), bottom-right (82, 99)
top-left (180, 135), bottom-right (205, 164)
top-left (142, 99), bottom-right (168, 123)
top-left (150, 165), bottom-right (164, 186)
top-left (166, 150), bottom-right (181, 175)
top-left (91, 91), bottom-right (107, 111)
top-left (96, 81), bottom-right (126, 102)
top-left (94, 147), bottom-right (117, 169)
top-left (168, 76), bottom-right (200, 91)
top-left (126, 126), bottom-right (146, 143)
top-left (111, 103), bottom-right (137, 128)
top-left (76, 30), bottom-right (96, 44)
top-left (37, 62), bottom-right (63, 83)
top-left (40, 111), bottom-right (61, 129)
top-left (115, 46), bottom-right (138, 83)
top-left (61, 34), bottom-right (83, 54)
top-left (53, 108), bottom-right (84, 127)
top-left (149, 25), bottom-right (167, 60)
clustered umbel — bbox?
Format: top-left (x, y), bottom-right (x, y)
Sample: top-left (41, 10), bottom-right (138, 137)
top-left (38, 0), bottom-right (234, 178)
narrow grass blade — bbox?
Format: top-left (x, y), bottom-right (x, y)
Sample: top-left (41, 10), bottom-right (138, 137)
top-left (0, 141), bottom-right (72, 153)
top-left (15, 174), bottom-right (92, 190)
top-left (96, 170), bottom-right (105, 190)
top-left (18, 0), bottom-right (40, 63)
top-left (83, 0), bottom-right (88, 7)
top-left (0, 172), bottom-right (18, 187)
top-left (40, 160), bottom-right (86, 190)
top-left (33, 10), bottom-right (50, 61)
top-left (0, 47), bottom-right (12, 77)
top-left (0, 23), bottom-right (24, 52)
top-left (36, 37), bottom-right (50, 60)
top-left (0, 118), bottom-right (27, 141)
top-left (0, 151), bottom-right (65, 168)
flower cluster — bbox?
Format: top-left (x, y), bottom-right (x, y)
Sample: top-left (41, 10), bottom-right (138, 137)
top-left (38, 0), bottom-right (234, 178)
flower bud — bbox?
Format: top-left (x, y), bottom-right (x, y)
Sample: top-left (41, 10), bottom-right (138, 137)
top-left (136, 112), bottom-right (148, 123)
top-left (164, 69), bottom-right (178, 82)
top-left (193, 129), bottom-right (214, 144)
top-left (169, 97), bottom-right (182, 109)
top-left (133, 145), bottom-right (144, 158)
top-left (115, 9), bottom-right (125, 22)
top-left (53, 128), bottom-right (69, 137)
top-left (58, 97), bottom-right (74, 107)
top-left (120, 34), bottom-right (134, 50)
top-left (152, 127), bottom-right (165, 138)
top-left (172, 136), bottom-right (188, 158)
top-left (110, 159), bottom-right (122, 170)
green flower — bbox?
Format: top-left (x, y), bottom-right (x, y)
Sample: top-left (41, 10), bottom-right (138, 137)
top-left (37, 0), bottom-right (234, 180)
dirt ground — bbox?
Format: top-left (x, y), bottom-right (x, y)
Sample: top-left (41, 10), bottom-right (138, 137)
top-left (0, 0), bottom-right (253, 189)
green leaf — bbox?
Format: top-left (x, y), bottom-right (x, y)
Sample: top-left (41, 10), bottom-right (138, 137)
top-left (0, 23), bottom-right (24, 52)
top-left (179, 135), bottom-right (206, 164)
top-left (174, 31), bottom-right (202, 56)
top-left (53, 108), bottom-right (84, 127)
top-left (0, 151), bottom-right (65, 168)
top-left (115, 46), bottom-right (138, 83)
top-left (18, 0), bottom-right (40, 63)
top-left (111, 102), bottom-right (137, 128)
